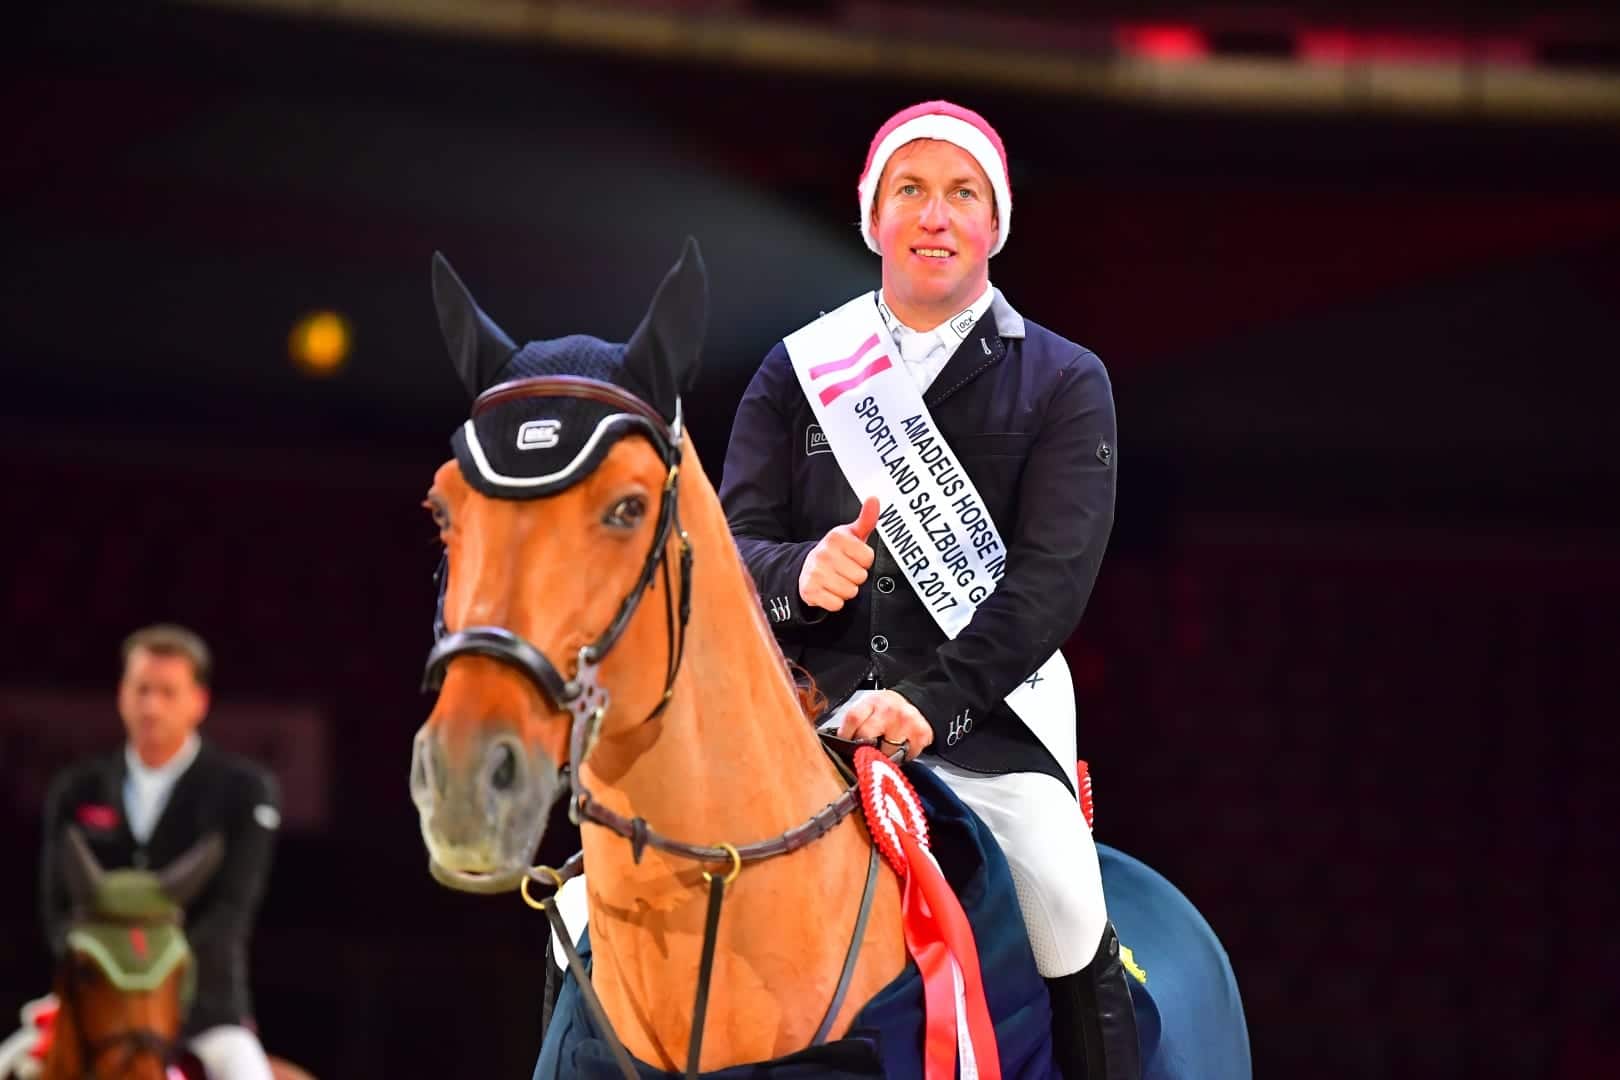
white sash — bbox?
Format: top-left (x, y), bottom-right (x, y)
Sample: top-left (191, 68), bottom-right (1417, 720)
top-left (784, 293), bottom-right (1077, 791)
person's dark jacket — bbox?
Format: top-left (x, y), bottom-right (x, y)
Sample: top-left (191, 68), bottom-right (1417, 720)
top-left (720, 290), bottom-right (1116, 786)
top-left (40, 739), bottom-right (280, 1035)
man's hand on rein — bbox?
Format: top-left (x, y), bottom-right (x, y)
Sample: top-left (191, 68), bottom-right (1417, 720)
top-left (798, 497), bottom-right (880, 612)
top-left (837, 689), bottom-right (933, 755)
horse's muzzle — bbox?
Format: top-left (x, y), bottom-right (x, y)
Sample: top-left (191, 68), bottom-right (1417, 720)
top-left (410, 723), bottom-right (563, 893)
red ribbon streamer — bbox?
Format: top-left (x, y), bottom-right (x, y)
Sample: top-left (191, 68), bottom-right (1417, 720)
top-left (856, 748), bottom-right (1001, 1080)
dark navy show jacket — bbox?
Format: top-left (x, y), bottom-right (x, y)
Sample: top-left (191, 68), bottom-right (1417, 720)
top-left (40, 740), bottom-right (280, 1036)
top-left (720, 291), bottom-right (1117, 785)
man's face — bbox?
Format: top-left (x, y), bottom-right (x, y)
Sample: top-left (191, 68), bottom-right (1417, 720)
top-left (871, 138), bottom-right (998, 320)
top-left (118, 648), bottom-right (208, 766)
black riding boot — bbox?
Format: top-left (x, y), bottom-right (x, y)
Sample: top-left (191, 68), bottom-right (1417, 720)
top-left (1043, 921), bottom-right (1141, 1080)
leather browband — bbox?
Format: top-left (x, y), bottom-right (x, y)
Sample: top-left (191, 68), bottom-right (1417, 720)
top-left (472, 375), bottom-right (672, 432)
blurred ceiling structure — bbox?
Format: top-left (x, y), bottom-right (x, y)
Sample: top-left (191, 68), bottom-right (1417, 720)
top-left (5, 0), bottom-right (1618, 526)
top-left (184, 0), bottom-right (1620, 121)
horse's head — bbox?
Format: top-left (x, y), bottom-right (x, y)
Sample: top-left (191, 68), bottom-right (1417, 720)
top-left (411, 240), bottom-right (707, 893)
top-left (53, 828), bottom-right (222, 1080)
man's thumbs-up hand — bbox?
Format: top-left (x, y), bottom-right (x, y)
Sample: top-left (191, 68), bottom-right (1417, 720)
top-left (798, 496), bottom-right (881, 612)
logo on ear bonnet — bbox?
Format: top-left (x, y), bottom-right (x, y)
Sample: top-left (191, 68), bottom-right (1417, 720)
top-left (517, 419), bottom-right (563, 450)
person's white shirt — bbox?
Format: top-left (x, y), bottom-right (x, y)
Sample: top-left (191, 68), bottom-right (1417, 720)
top-left (123, 732), bottom-right (201, 844)
top-left (876, 283), bottom-right (995, 393)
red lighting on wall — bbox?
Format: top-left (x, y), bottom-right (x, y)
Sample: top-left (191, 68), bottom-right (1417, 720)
top-left (1117, 24), bottom-right (1210, 63)
top-left (1297, 30), bottom-right (1534, 67)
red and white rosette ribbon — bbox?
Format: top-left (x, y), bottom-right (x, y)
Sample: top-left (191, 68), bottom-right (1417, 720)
top-left (1077, 759), bottom-right (1094, 831)
top-left (855, 746), bottom-right (1001, 1080)
top-left (27, 995), bottom-right (57, 1061)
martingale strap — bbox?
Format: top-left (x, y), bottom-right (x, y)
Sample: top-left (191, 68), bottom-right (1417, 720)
top-left (811, 841), bottom-right (882, 1046)
top-left (685, 857), bottom-right (734, 1078)
top-left (532, 824), bottom-right (886, 1079)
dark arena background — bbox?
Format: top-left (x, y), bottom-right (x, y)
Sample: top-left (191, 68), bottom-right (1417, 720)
top-left (3, 2), bottom-right (1618, 1077)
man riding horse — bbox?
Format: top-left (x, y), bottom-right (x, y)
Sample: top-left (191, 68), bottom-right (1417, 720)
top-left (409, 153), bottom-right (1250, 1079)
top-left (719, 100), bottom-right (1138, 1080)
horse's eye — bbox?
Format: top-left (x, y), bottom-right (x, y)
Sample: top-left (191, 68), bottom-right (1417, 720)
top-left (424, 495), bottom-right (451, 532)
top-left (604, 495), bottom-right (647, 529)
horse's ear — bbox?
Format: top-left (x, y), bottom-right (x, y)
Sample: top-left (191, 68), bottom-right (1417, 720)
top-left (156, 833), bottom-right (225, 909)
top-left (624, 236), bottom-right (708, 421)
top-left (62, 826), bottom-right (104, 910)
top-left (432, 252), bottom-right (518, 397)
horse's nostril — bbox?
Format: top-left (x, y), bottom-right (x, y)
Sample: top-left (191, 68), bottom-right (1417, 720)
top-left (491, 743), bottom-right (518, 792)
top-left (411, 728), bottom-right (445, 800)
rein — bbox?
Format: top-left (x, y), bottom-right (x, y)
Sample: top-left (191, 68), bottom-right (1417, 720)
top-left (422, 375), bottom-right (902, 1079)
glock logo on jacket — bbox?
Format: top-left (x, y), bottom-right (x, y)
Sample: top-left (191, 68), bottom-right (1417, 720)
top-left (805, 424), bottom-right (831, 456)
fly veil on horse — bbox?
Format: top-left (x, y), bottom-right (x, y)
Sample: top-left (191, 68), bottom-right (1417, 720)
top-left (0, 829), bottom-right (220, 1080)
top-left (408, 240), bottom-right (1252, 1079)
top-left (3, 833), bottom-right (318, 1080)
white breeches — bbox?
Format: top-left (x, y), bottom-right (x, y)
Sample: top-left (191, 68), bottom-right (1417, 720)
top-left (921, 758), bottom-right (1108, 978)
top-left (189, 1025), bottom-right (273, 1080)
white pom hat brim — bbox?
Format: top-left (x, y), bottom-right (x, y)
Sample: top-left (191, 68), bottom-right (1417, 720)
top-left (858, 113), bottom-right (1011, 257)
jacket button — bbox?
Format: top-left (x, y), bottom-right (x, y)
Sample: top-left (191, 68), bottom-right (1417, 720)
top-left (876, 575), bottom-right (896, 594)
top-left (871, 635), bottom-right (889, 654)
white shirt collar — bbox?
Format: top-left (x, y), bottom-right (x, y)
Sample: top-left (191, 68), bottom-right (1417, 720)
top-left (875, 284), bottom-right (996, 392)
top-left (125, 732), bottom-right (201, 786)
top-left (875, 282), bottom-right (996, 345)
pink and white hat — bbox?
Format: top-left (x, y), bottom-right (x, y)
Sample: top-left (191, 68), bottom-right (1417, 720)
top-left (857, 100), bottom-right (1012, 257)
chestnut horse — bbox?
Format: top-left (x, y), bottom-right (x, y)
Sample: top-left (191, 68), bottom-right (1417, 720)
top-left (410, 240), bottom-right (918, 1073)
top-left (16, 830), bottom-right (316, 1080)
top-left (37, 829), bottom-right (219, 1080)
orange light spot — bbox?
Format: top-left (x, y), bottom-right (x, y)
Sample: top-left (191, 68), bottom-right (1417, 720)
top-left (289, 310), bottom-right (351, 375)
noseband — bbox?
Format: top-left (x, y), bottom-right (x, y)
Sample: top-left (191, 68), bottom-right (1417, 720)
top-left (421, 375), bottom-right (694, 819)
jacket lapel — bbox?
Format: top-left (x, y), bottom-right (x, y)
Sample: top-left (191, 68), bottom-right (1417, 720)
top-left (69, 753), bottom-right (137, 861)
top-left (145, 742), bottom-right (208, 862)
top-left (104, 753), bottom-right (137, 849)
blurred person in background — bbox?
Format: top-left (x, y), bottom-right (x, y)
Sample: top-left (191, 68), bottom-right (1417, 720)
top-left (39, 624), bottom-right (281, 1080)
top-left (720, 100), bottom-right (1136, 1079)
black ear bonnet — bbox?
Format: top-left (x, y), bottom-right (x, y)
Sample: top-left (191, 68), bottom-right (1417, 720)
top-left (432, 238), bottom-right (707, 499)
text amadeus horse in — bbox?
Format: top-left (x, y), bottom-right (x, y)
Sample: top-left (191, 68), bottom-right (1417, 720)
top-left (407, 239), bottom-right (1250, 1079)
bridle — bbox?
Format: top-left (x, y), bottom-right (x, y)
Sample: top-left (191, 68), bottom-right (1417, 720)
top-left (421, 375), bottom-right (878, 870)
top-left (59, 931), bottom-right (182, 1080)
top-left (424, 374), bottom-right (694, 750)
top-left (420, 373), bottom-right (891, 1079)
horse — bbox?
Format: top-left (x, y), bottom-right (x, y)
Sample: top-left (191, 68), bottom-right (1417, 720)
top-left (30, 828), bottom-right (220, 1080)
top-left (2, 830), bottom-right (317, 1080)
top-left (408, 238), bottom-right (1250, 1078)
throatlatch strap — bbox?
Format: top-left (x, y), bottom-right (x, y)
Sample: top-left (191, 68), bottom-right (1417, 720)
top-left (542, 903), bottom-right (638, 1080)
top-left (686, 874), bottom-right (728, 1078)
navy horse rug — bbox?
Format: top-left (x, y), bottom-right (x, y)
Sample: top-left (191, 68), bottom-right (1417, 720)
top-left (535, 767), bottom-right (1252, 1079)
top-left (1099, 844), bottom-right (1251, 1080)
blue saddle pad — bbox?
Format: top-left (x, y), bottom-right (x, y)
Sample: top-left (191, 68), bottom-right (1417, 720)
top-left (1097, 843), bottom-right (1252, 1080)
top-left (534, 761), bottom-right (1057, 1079)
